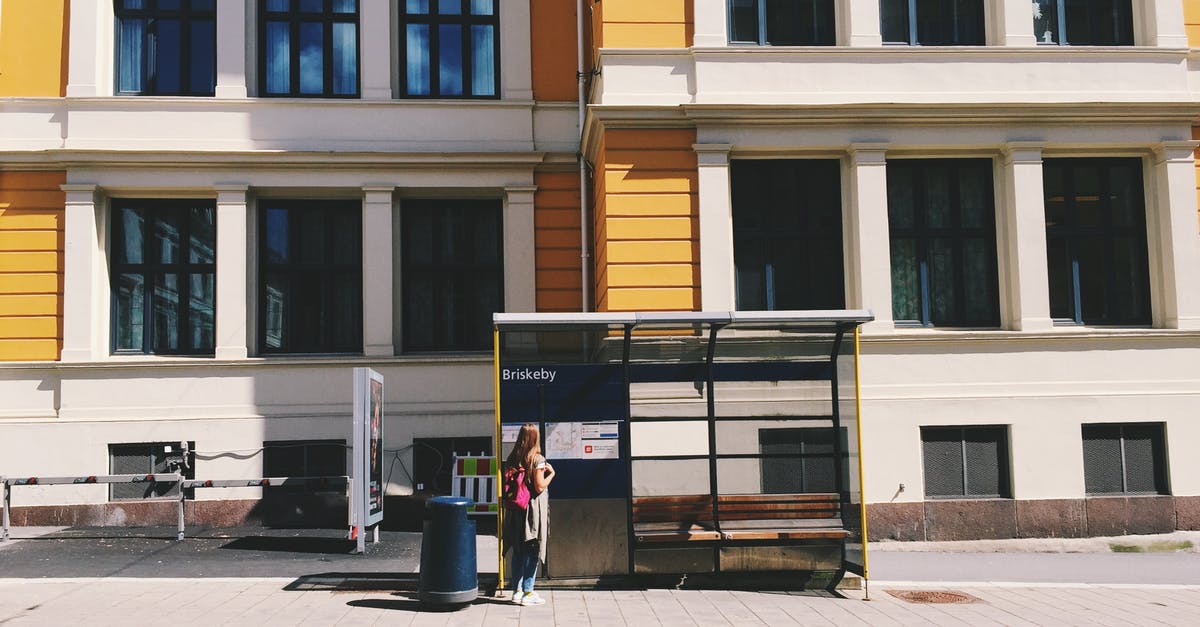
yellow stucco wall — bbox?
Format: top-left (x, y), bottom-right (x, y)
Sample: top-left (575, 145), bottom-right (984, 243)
top-left (591, 0), bottom-right (693, 53)
top-left (0, 0), bottom-right (69, 96)
top-left (592, 129), bottom-right (699, 312)
top-left (0, 172), bottom-right (65, 361)
top-left (1186, 0), bottom-right (1200, 46)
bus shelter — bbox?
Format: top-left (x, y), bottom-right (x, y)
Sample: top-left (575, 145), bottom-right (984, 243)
top-left (493, 310), bottom-right (873, 591)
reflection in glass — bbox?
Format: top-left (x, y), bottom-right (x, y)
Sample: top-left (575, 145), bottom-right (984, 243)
top-left (439, 24), bottom-right (463, 95)
top-left (265, 22), bottom-right (291, 94)
top-left (406, 24), bottom-right (431, 95)
top-left (116, 274), bottom-right (146, 351)
top-left (299, 22), bottom-right (325, 94)
top-left (154, 273), bottom-right (181, 351)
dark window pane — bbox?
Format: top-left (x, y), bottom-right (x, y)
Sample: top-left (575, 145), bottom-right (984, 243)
top-left (154, 211), bottom-right (183, 264)
top-left (731, 160), bottom-right (844, 312)
top-left (263, 274), bottom-right (288, 350)
top-left (730, 0), bottom-right (759, 42)
top-left (118, 17), bottom-right (147, 93)
top-left (115, 274), bottom-right (146, 351)
top-left (962, 237), bottom-right (994, 323)
top-left (889, 160), bottom-right (998, 327)
top-left (470, 24), bottom-right (495, 96)
top-left (259, 202), bottom-right (362, 354)
top-left (265, 21), bottom-right (291, 94)
top-left (402, 201), bottom-right (502, 351)
top-left (153, 273), bottom-right (181, 351)
top-left (299, 22), bottom-right (325, 95)
top-left (402, 0), bottom-right (497, 97)
top-left (118, 208), bottom-right (146, 264)
top-left (890, 238), bottom-right (920, 322)
top-left (266, 0), bottom-right (290, 10)
top-left (300, 0), bottom-right (323, 12)
top-left (156, 18), bottom-right (183, 93)
top-left (332, 22), bottom-right (358, 95)
top-left (881, 0), bottom-right (910, 43)
top-left (111, 200), bottom-right (215, 355)
top-left (928, 238), bottom-right (957, 323)
top-left (1034, 0), bottom-right (1059, 43)
top-left (765, 0), bottom-right (800, 44)
top-left (959, 164), bottom-right (989, 229)
top-left (189, 19), bottom-right (216, 94)
top-left (469, 0), bottom-right (493, 16)
top-left (189, 273), bottom-right (215, 351)
top-left (439, 24), bottom-right (464, 95)
top-left (406, 24), bottom-right (431, 95)
top-left (1043, 159), bottom-right (1148, 325)
top-left (189, 206), bottom-right (215, 264)
top-left (1046, 237), bottom-right (1073, 319)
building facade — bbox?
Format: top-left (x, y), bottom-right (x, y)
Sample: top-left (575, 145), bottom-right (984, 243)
top-left (2, 0), bottom-right (1199, 540)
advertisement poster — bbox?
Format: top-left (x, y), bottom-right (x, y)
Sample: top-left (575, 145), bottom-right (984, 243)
top-left (352, 367), bottom-right (385, 550)
top-left (544, 421), bottom-right (620, 460)
top-left (368, 377), bottom-right (384, 521)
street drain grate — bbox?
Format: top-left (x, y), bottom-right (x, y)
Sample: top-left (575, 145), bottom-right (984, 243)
top-left (886, 590), bottom-right (981, 604)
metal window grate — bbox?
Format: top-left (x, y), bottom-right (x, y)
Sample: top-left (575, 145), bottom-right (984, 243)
top-left (1083, 423), bottom-right (1166, 495)
top-left (759, 427), bottom-right (843, 494)
top-left (921, 426), bottom-right (1007, 498)
top-left (109, 443), bottom-right (192, 500)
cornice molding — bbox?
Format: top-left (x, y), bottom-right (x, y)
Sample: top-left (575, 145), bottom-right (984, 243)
top-left (0, 150), bottom-right (553, 170)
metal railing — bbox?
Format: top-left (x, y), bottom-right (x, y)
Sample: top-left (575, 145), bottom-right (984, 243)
top-left (2, 474), bottom-right (348, 542)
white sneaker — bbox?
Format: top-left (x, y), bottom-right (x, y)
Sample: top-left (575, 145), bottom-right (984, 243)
top-left (521, 592), bottom-right (545, 606)
top-left (510, 591), bottom-right (522, 604)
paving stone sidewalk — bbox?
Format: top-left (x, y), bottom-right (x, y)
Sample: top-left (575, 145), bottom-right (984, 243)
top-left (1, 578), bottom-right (1198, 626)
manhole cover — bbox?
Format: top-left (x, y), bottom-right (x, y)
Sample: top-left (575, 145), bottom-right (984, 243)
top-left (885, 590), bottom-right (980, 604)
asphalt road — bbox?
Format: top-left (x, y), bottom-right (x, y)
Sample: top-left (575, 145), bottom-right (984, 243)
top-left (869, 550), bottom-right (1200, 585)
top-left (3, 526), bottom-right (1199, 586)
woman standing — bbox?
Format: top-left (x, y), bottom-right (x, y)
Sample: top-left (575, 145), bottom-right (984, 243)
top-left (503, 423), bottom-right (555, 606)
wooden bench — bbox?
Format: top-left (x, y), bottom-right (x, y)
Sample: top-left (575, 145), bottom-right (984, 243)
top-left (632, 493), bottom-right (848, 544)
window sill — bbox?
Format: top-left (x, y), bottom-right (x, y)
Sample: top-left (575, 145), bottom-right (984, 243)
top-left (864, 326), bottom-right (1200, 344)
top-left (0, 353), bottom-right (493, 371)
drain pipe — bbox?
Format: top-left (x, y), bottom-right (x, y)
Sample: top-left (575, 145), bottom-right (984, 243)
top-left (577, 0), bottom-right (591, 312)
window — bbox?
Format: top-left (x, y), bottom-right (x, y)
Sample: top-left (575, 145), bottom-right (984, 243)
top-left (1082, 424), bottom-right (1167, 495)
top-left (115, 0), bottom-right (216, 96)
top-left (760, 427), bottom-right (847, 493)
top-left (1033, 0), bottom-right (1133, 46)
top-left (399, 0), bottom-right (499, 98)
top-left (1043, 159), bottom-right (1150, 326)
top-left (921, 426), bottom-right (1009, 498)
top-left (732, 160), bottom-right (844, 310)
top-left (881, 0), bottom-right (984, 45)
top-left (109, 442), bottom-right (195, 500)
top-left (402, 200), bottom-right (503, 352)
top-left (111, 200), bottom-right (216, 355)
top-left (888, 159), bottom-right (999, 327)
top-left (728, 0), bottom-right (835, 46)
top-left (258, 200), bottom-right (362, 354)
top-left (259, 0), bottom-right (359, 97)
top-left (263, 440), bottom-right (346, 492)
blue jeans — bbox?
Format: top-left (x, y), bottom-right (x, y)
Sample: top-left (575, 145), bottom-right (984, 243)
top-left (511, 540), bottom-right (540, 593)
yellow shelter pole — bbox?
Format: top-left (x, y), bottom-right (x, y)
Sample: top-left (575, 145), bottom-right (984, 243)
top-left (494, 326), bottom-right (504, 591)
top-left (854, 326), bottom-right (870, 599)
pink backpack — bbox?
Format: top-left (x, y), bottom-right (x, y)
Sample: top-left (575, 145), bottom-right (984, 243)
top-left (502, 463), bottom-right (531, 511)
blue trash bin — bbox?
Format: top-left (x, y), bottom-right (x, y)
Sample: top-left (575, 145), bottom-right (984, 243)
top-left (419, 496), bottom-right (478, 605)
